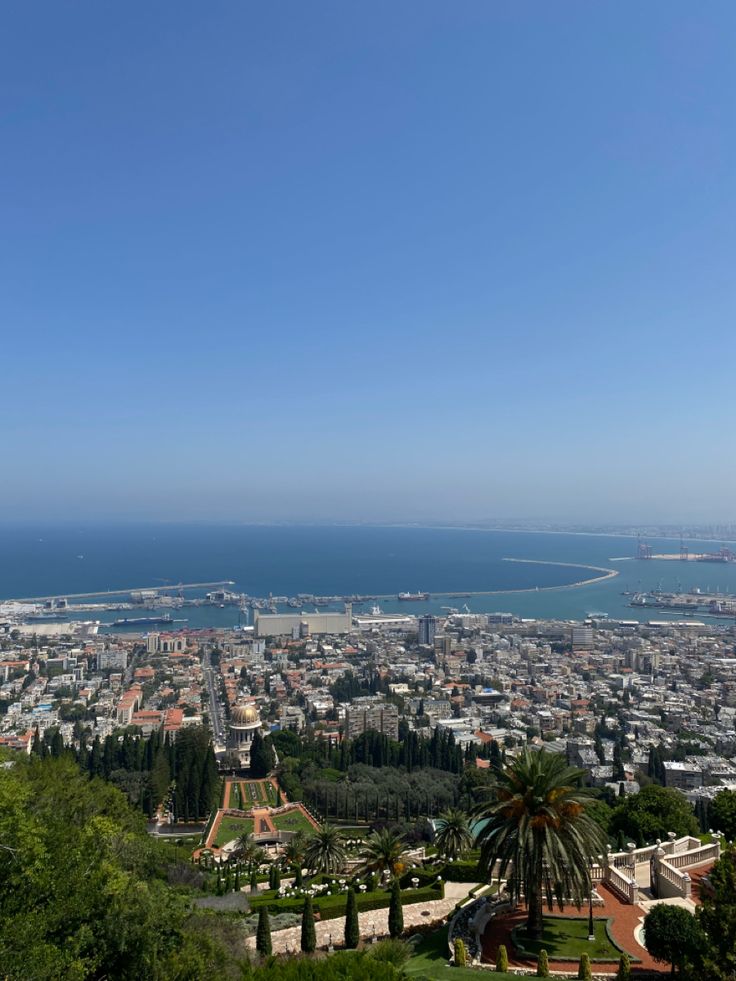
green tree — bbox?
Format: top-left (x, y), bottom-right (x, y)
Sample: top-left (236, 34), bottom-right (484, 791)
top-left (388, 880), bottom-right (403, 938)
top-left (643, 902), bottom-right (704, 975)
top-left (256, 907), bottom-right (272, 956)
top-left (301, 895), bottom-right (316, 953)
top-left (433, 807), bottom-right (473, 861)
top-left (358, 829), bottom-right (409, 879)
top-left (250, 730), bottom-right (274, 778)
top-left (697, 844), bottom-right (736, 980)
top-left (474, 747), bottom-right (606, 940)
top-left (537, 949), bottom-right (550, 977)
top-left (610, 785), bottom-right (699, 844)
top-left (454, 938), bottom-right (467, 966)
top-left (577, 951), bottom-right (592, 980)
top-left (304, 823), bottom-right (347, 875)
top-left (344, 887), bottom-right (359, 949)
top-left (710, 790), bottom-right (736, 841)
top-left (496, 944), bottom-right (509, 971)
top-left (616, 952), bottom-right (632, 980)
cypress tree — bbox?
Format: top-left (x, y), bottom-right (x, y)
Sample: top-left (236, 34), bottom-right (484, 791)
top-left (256, 907), bottom-right (272, 956)
top-left (234, 866), bottom-right (240, 891)
top-left (344, 887), bottom-right (359, 949)
top-left (300, 895), bottom-right (316, 953)
top-left (577, 952), bottom-right (592, 980)
top-left (388, 879), bottom-right (403, 938)
top-left (250, 869), bottom-right (258, 892)
top-left (273, 866), bottom-right (281, 889)
top-left (537, 949), bottom-right (550, 977)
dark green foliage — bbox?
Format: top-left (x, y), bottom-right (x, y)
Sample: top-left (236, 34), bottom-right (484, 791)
top-left (611, 785), bottom-right (699, 844)
top-left (256, 908), bottom-right (272, 956)
top-left (388, 879), bottom-right (403, 938)
top-left (301, 895), bottom-right (316, 953)
top-left (250, 870), bottom-right (258, 891)
top-left (644, 902), bottom-right (704, 975)
top-left (241, 950), bottom-right (401, 980)
top-left (344, 887), bottom-right (359, 949)
top-left (537, 948), bottom-right (550, 977)
top-left (616, 952), bottom-right (631, 980)
top-left (577, 951), bottom-right (592, 980)
top-left (697, 845), bottom-right (736, 980)
top-left (250, 730), bottom-right (275, 778)
top-left (710, 790), bottom-right (736, 841)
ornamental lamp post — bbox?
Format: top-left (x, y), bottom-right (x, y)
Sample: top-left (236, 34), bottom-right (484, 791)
top-left (588, 856), bottom-right (595, 942)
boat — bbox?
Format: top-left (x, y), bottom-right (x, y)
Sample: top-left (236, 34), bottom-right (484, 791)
top-left (25, 611), bottom-right (68, 622)
top-left (398, 591), bottom-right (430, 601)
top-left (112, 614), bottom-right (176, 626)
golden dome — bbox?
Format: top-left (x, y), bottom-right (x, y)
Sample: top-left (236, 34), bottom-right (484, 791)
top-left (230, 703), bottom-right (260, 726)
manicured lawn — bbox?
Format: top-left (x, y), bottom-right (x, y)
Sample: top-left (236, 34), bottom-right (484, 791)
top-left (272, 809), bottom-right (315, 833)
top-left (228, 781), bottom-right (242, 809)
top-left (406, 926), bottom-right (520, 980)
top-left (249, 882), bottom-right (443, 921)
top-left (512, 917), bottom-right (625, 961)
top-left (214, 815), bottom-right (254, 847)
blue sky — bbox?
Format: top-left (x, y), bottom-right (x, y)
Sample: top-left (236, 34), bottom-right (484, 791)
top-left (2, 2), bottom-right (735, 523)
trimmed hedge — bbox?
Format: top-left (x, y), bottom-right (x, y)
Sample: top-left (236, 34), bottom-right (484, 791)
top-left (248, 883), bottom-right (443, 922)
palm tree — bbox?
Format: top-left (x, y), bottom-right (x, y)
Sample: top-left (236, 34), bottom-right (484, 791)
top-left (474, 747), bottom-right (606, 940)
top-left (434, 808), bottom-right (473, 862)
top-left (233, 832), bottom-right (256, 864)
top-left (358, 829), bottom-right (409, 880)
top-left (283, 830), bottom-right (307, 870)
top-left (303, 823), bottom-right (347, 874)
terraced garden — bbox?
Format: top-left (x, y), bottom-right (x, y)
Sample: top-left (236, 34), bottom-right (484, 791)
top-left (271, 809), bottom-right (315, 834)
top-left (213, 815), bottom-right (254, 848)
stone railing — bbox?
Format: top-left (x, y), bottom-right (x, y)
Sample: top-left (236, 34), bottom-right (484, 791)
top-left (666, 841), bottom-right (720, 869)
top-left (606, 862), bottom-right (637, 904)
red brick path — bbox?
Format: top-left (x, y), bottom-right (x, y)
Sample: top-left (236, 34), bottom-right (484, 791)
top-left (480, 882), bottom-right (666, 974)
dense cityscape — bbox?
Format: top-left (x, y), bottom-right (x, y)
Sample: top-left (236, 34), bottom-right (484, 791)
top-left (2, 593), bottom-right (736, 977)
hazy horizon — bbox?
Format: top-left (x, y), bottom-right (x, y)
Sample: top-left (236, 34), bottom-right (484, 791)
top-left (3, 3), bottom-right (735, 524)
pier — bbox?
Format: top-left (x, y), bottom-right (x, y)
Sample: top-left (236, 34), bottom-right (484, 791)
top-left (8, 581), bottom-right (236, 604)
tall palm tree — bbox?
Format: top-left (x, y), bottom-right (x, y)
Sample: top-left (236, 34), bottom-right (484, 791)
top-left (434, 808), bottom-right (473, 862)
top-left (303, 823), bottom-right (347, 874)
top-left (474, 747), bottom-right (606, 940)
top-left (358, 829), bottom-right (409, 880)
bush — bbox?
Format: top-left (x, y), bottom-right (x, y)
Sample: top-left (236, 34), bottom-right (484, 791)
top-left (256, 908), bottom-right (272, 956)
top-left (344, 888), bottom-right (359, 949)
top-left (537, 948), bottom-right (550, 977)
top-left (616, 952), bottom-right (631, 980)
top-left (368, 938), bottom-right (411, 968)
top-left (388, 880), bottom-right (404, 939)
top-left (301, 896), bottom-right (316, 953)
top-left (454, 938), bottom-right (467, 967)
top-left (578, 952), bottom-right (592, 980)
top-left (644, 902), bottom-right (704, 974)
top-left (496, 944), bottom-right (508, 972)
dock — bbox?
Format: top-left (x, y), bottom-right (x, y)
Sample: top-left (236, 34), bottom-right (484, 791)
top-left (8, 581), bottom-right (236, 604)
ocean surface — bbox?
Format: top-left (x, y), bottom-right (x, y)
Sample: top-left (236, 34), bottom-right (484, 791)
top-left (2, 523), bottom-right (736, 630)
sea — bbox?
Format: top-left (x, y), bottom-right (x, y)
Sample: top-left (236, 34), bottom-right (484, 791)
top-left (2, 523), bottom-right (736, 632)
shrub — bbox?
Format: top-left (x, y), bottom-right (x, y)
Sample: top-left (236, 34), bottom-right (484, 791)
top-left (537, 948), bottom-right (550, 977)
top-left (256, 907), bottom-right (272, 956)
top-left (454, 938), bottom-right (467, 967)
top-left (301, 896), bottom-right (316, 953)
top-left (578, 952), bottom-right (592, 980)
top-left (368, 938), bottom-right (411, 968)
top-left (496, 944), bottom-right (508, 972)
top-left (388, 880), bottom-right (404, 939)
top-left (616, 952), bottom-right (631, 980)
top-left (344, 888), bottom-right (359, 949)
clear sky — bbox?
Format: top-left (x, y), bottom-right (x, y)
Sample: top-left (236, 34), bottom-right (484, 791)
top-left (2, 2), bottom-right (735, 524)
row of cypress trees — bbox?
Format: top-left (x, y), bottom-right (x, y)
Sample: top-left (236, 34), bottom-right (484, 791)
top-left (254, 880), bottom-right (404, 955)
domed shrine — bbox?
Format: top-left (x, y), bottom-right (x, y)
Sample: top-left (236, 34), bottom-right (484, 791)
top-left (228, 701), bottom-right (261, 769)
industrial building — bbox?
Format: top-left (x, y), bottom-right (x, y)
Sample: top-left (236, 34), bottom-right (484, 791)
top-left (253, 604), bottom-right (352, 638)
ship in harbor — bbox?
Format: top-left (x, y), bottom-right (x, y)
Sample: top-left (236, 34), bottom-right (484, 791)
top-left (397, 591), bottom-right (430, 601)
top-left (112, 613), bottom-right (187, 627)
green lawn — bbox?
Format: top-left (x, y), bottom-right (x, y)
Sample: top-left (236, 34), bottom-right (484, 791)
top-left (249, 883), bottom-right (442, 921)
top-left (228, 781), bottom-right (242, 809)
top-left (272, 809), bottom-right (315, 834)
top-left (213, 815), bottom-right (254, 847)
top-left (406, 926), bottom-right (520, 980)
top-left (512, 917), bottom-right (627, 962)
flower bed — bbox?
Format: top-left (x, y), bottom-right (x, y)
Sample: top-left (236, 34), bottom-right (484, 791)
top-left (248, 881), bottom-right (444, 921)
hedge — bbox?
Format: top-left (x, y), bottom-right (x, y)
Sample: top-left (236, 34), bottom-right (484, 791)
top-left (248, 883), bottom-right (443, 921)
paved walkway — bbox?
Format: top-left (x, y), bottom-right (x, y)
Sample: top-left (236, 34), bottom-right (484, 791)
top-left (480, 883), bottom-right (662, 974)
top-left (245, 882), bottom-right (477, 955)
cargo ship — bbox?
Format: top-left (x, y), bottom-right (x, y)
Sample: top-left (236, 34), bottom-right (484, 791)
top-left (112, 614), bottom-right (184, 627)
top-left (398, 591), bottom-right (430, 601)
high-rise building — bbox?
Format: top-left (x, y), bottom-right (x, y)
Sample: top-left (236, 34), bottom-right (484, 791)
top-left (571, 625), bottom-right (594, 651)
top-left (345, 697), bottom-right (399, 741)
top-left (418, 614), bottom-right (437, 646)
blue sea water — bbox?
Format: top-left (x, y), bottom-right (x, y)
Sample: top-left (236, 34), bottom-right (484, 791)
top-left (1, 523), bottom-right (735, 628)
